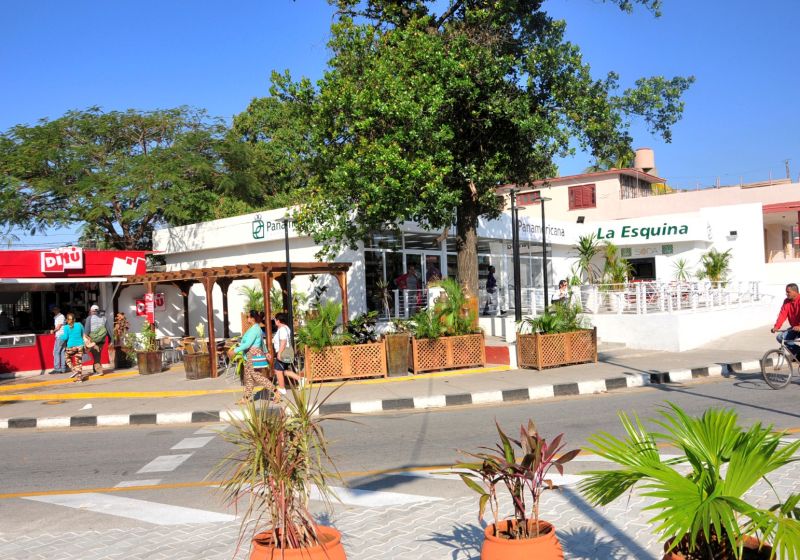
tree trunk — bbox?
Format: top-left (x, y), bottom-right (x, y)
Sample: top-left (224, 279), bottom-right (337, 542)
top-left (456, 199), bottom-right (479, 296)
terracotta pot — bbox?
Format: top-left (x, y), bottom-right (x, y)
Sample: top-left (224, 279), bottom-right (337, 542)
top-left (663, 535), bottom-right (772, 559)
top-left (136, 351), bottom-right (163, 375)
top-left (249, 526), bottom-right (347, 560)
top-left (481, 519), bottom-right (562, 560)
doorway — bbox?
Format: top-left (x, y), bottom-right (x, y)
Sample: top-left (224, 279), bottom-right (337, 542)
top-left (628, 258), bottom-right (656, 280)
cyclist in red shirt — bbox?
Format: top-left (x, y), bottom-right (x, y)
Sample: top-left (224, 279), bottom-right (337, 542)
top-left (771, 283), bottom-right (800, 354)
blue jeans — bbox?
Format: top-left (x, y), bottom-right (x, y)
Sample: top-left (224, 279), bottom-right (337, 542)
top-left (53, 337), bottom-right (66, 371)
top-left (778, 329), bottom-right (800, 356)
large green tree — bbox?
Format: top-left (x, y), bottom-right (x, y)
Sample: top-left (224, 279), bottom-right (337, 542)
top-left (0, 106), bottom-right (262, 249)
top-left (237, 0), bottom-right (694, 293)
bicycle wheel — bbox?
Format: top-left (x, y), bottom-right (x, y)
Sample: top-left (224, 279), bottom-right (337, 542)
top-left (761, 349), bottom-right (793, 389)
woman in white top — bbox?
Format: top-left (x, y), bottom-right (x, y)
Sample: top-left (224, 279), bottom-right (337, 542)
top-left (272, 312), bottom-right (304, 391)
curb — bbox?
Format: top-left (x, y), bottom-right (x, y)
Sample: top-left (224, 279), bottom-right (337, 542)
top-left (0, 360), bottom-right (761, 430)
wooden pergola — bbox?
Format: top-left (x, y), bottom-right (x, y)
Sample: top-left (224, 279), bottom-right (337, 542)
top-left (119, 261), bottom-right (352, 377)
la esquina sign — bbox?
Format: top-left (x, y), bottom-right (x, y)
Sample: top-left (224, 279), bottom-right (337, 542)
top-left (596, 222), bottom-right (689, 241)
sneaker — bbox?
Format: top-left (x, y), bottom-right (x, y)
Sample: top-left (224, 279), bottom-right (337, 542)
top-left (47, 369), bottom-right (61, 375)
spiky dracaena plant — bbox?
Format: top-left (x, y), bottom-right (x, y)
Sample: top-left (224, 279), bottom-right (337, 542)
top-left (580, 402), bottom-right (800, 559)
top-left (212, 387), bottom-right (342, 552)
top-left (454, 420), bottom-right (580, 539)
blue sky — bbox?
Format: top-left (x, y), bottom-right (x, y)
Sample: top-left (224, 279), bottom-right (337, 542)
top-left (2, 0), bottom-right (799, 245)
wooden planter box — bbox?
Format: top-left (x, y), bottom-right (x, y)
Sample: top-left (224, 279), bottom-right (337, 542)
top-left (136, 351), bottom-right (163, 375)
top-left (410, 333), bottom-right (486, 374)
top-left (517, 328), bottom-right (597, 370)
top-left (184, 353), bottom-right (211, 380)
top-left (304, 341), bottom-right (387, 381)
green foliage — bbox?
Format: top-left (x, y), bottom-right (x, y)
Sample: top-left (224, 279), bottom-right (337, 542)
top-left (0, 106), bottom-right (265, 249)
top-left (409, 278), bottom-right (479, 339)
top-left (697, 248), bottom-right (733, 284)
top-left (673, 257), bottom-right (691, 282)
top-left (211, 387), bottom-right (342, 551)
top-left (409, 307), bottom-right (446, 340)
top-left (574, 234), bottom-right (602, 284)
top-left (453, 419), bottom-right (580, 539)
top-left (236, 1), bottom-right (692, 294)
top-left (238, 284), bottom-right (265, 313)
top-left (346, 311), bottom-right (380, 344)
top-left (519, 300), bottom-right (587, 334)
top-left (579, 403), bottom-right (800, 558)
top-left (296, 301), bottom-right (351, 350)
top-left (123, 321), bottom-right (159, 359)
top-left (602, 242), bottom-right (633, 286)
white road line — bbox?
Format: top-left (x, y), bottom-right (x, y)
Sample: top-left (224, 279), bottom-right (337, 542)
top-left (392, 471), bottom-right (586, 486)
top-left (137, 454), bottom-right (193, 474)
top-left (194, 424), bottom-right (226, 435)
top-left (316, 485), bottom-right (442, 507)
top-left (114, 479), bottom-right (162, 488)
top-left (171, 436), bottom-right (215, 450)
top-left (24, 493), bottom-right (235, 525)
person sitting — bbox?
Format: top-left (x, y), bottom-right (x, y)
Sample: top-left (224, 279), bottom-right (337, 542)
top-left (551, 279), bottom-right (570, 305)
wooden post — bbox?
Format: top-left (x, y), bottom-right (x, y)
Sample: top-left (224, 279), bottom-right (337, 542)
top-left (337, 271), bottom-right (349, 326)
top-left (217, 278), bottom-right (233, 339)
top-left (173, 281), bottom-right (193, 336)
top-left (202, 277), bottom-right (218, 378)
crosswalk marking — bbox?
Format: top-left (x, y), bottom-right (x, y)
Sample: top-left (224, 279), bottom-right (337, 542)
top-left (194, 424), bottom-right (226, 435)
top-left (171, 436), bottom-right (214, 450)
top-left (24, 493), bottom-right (235, 525)
top-left (137, 454), bottom-right (193, 474)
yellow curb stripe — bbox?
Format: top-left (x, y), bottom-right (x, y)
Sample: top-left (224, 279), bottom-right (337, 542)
top-left (0, 389), bottom-right (240, 401)
top-left (348, 365), bottom-right (511, 385)
top-left (0, 371), bottom-right (137, 392)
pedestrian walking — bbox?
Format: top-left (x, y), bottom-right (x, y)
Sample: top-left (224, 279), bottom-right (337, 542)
top-left (84, 305), bottom-right (111, 375)
top-left (59, 313), bottom-right (88, 382)
top-left (272, 312), bottom-right (304, 392)
top-left (229, 310), bottom-right (279, 405)
top-left (49, 306), bottom-right (67, 374)
top-left (112, 312), bottom-right (129, 369)
top-left (482, 266), bottom-right (498, 315)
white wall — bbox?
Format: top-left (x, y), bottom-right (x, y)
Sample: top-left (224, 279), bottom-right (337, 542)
top-left (589, 303), bottom-right (774, 352)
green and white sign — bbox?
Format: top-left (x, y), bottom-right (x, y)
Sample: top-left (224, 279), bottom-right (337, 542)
top-left (596, 222), bottom-right (689, 241)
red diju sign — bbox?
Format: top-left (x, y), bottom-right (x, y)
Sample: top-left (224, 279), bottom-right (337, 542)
top-left (144, 293), bottom-right (155, 324)
top-left (40, 247), bottom-right (84, 273)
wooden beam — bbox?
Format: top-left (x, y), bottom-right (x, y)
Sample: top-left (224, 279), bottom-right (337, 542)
top-left (217, 278), bottom-right (233, 339)
top-left (337, 271), bottom-right (350, 325)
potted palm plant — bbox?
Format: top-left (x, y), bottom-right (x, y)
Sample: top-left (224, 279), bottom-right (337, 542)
top-left (517, 300), bottom-right (597, 369)
top-left (454, 419), bottom-right (580, 559)
top-left (697, 248), bottom-right (733, 285)
top-left (408, 278), bottom-right (485, 374)
top-left (213, 387), bottom-right (347, 560)
top-left (124, 322), bottom-right (163, 375)
top-left (580, 402), bottom-right (800, 560)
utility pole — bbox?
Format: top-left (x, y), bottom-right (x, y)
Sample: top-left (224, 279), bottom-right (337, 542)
top-left (786, 159), bottom-right (791, 179)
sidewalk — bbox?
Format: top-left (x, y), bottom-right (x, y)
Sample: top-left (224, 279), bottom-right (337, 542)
top-left (0, 326), bottom-right (776, 430)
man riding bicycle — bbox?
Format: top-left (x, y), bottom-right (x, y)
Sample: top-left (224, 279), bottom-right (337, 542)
top-left (771, 283), bottom-right (800, 356)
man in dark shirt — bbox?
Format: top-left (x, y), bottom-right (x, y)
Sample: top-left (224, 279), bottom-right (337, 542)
top-left (771, 283), bottom-right (800, 355)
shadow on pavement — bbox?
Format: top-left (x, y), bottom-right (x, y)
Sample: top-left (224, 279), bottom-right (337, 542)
top-left (426, 522), bottom-right (484, 560)
top-left (560, 525), bottom-right (628, 559)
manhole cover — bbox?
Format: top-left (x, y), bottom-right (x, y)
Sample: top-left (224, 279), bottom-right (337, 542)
top-left (42, 400), bottom-right (66, 405)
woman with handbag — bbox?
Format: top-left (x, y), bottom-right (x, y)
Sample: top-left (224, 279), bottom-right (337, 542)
top-left (229, 310), bottom-right (279, 405)
top-left (272, 312), bottom-right (305, 391)
top-left (59, 313), bottom-right (88, 382)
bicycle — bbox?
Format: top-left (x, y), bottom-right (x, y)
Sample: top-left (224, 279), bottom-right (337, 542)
top-left (761, 329), bottom-right (798, 389)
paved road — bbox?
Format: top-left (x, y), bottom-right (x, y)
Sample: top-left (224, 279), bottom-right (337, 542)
top-left (1, 371), bottom-right (798, 559)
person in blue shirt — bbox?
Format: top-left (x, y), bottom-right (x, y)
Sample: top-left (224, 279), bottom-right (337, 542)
top-left (59, 313), bottom-right (88, 381)
top-left (228, 310), bottom-right (279, 405)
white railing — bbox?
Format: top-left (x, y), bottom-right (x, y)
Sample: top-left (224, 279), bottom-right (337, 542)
top-left (572, 281), bottom-right (764, 315)
top-left (391, 289), bottom-right (429, 318)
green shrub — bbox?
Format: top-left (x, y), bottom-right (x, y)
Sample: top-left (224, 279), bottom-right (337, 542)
top-left (518, 300), bottom-right (587, 334)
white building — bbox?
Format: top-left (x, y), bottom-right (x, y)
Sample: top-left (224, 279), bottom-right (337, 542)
top-left (123, 148), bottom-right (797, 351)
